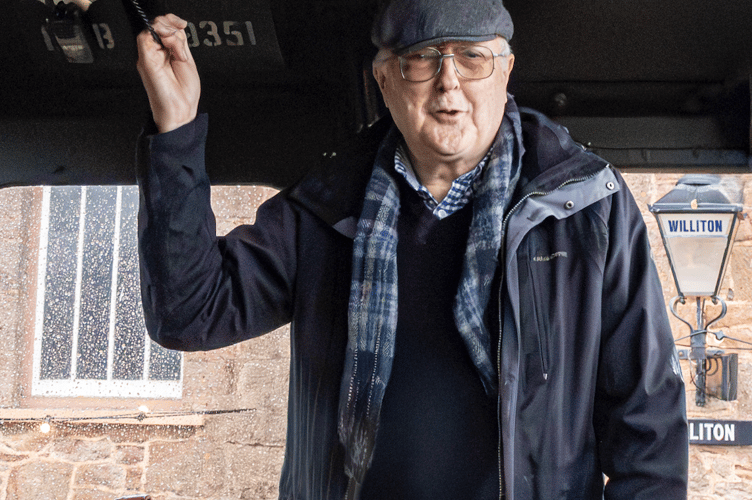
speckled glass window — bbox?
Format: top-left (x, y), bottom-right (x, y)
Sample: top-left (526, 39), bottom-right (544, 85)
top-left (32, 186), bottom-right (182, 398)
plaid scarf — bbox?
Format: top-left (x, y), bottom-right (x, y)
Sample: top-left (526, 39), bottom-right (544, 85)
top-left (339, 99), bottom-right (524, 498)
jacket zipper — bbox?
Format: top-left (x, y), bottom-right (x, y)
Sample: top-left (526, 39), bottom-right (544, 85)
top-left (497, 228), bottom-right (506, 500)
top-left (497, 241), bottom-right (507, 500)
top-left (496, 169), bottom-right (607, 499)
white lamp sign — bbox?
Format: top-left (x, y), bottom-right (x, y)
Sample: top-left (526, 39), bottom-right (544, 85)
top-left (657, 212), bottom-right (737, 297)
top-left (649, 174), bottom-right (744, 406)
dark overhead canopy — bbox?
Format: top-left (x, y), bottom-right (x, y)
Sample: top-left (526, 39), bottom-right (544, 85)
top-left (1, 0), bottom-right (750, 188)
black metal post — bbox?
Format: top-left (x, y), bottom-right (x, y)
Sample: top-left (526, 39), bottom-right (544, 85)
top-left (670, 296), bottom-right (728, 406)
top-left (691, 297), bottom-right (707, 406)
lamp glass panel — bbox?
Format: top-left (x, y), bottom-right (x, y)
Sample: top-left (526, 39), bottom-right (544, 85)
top-left (659, 213), bottom-right (734, 296)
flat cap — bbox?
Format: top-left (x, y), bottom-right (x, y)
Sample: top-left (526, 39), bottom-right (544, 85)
top-left (371, 0), bottom-right (514, 54)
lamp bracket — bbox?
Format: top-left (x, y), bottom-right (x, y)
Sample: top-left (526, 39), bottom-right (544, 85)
top-left (705, 296), bottom-right (727, 331)
top-left (669, 295), bottom-right (727, 335)
top-left (669, 296), bottom-right (696, 335)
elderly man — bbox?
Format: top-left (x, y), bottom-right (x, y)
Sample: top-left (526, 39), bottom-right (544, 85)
top-left (135, 0), bottom-right (688, 498)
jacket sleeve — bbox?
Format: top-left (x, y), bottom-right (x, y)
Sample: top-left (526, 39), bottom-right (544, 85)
top-left (136, 114), bottom-right (297, 351)
top-left (594, 172), bottom-right (688, 499)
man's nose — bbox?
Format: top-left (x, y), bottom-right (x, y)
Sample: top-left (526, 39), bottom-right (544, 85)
top-left (435, 55), bottom-right (460, 90)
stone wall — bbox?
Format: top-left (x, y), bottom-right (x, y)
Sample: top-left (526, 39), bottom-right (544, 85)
top-left (0, 174), bottom-right (751, 499)
top-left (0, 185), bottom-right (290, 500)
top-left (0, 187), bottom-right (36, 410)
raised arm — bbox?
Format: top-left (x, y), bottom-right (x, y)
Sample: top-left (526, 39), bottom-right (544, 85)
top-left (136, 14), bottom-right (200, 133)
top-left (134, 16), bottom-right (297, 352)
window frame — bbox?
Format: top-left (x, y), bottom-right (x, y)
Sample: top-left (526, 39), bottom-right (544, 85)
top-left (31, 185), bottom-right (182, 400)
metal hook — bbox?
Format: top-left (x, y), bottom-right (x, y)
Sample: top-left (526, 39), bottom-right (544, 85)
top-left (704, 295), bottom-right (728, 331)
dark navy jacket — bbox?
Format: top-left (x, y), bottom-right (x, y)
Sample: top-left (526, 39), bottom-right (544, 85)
top-left (137, 107), bottom-right (688, 499)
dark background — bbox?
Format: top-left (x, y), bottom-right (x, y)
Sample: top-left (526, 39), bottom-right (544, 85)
top-left (1, 0), bottom-right (750, 188)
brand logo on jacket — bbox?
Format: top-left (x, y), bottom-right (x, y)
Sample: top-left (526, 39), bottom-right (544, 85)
top-left (532, 251), bottom-right (568, 262)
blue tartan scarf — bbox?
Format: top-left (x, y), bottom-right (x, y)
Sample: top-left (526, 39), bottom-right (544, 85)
top-left (339, 98), bottom-right (524, 497)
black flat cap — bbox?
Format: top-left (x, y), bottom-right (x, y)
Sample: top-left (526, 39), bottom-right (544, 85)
top-left (371, 0), bottom-right (514, 54)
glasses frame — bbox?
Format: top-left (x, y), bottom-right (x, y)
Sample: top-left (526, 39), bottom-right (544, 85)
top-left (397, 45), bottom-right (510, 82)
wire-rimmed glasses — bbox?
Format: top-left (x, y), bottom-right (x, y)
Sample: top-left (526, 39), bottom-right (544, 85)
top-left (398, 44), bottom-right (509, 82)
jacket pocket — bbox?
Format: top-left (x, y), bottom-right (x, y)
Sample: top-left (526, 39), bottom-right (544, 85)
top-left (516, 229), bottom-right (556, 385)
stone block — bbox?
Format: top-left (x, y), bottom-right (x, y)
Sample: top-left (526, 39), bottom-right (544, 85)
top-left (115, 445), bottom-right (145, 465)
top-left (688, 454), bottom-right (710, 491)
top-left (0, 452), bottom-right (28, 463)
top-left (101, 424), bottom-right (197, 444)
top-left (75, 463), bottom-right (126, 489)
top-left (712, 479), bottom-right (751, 499)
top-left (235, 358), bottom-right (290, 410)
top-left (735, 462), bottom-right (752, 480)
top-left (222, 443), bottom-right (283, 500)
top-left (72, 489), bottom-right (114, 500)
top-left (239, 482), bottom-right (279, 500)
top-left (52, 438), bottom-right (112, 462)
top-left (711, 454), bottom-right (735, 477)
top-left (245, 326), bottom-right (291, 361)
top-left (146, 438), bottom-right (226, 497)
top-left (7, 461), bottom-right (74, 500)
top-left (202, 413), bottom-right (257, 445)
top-left (4, 433), bottom-right (54, 453)
top-left (726, 245), bottom-right (752, 303)
top-left (203, 409), bottom-right (286, 449)
top-left (124, 465), bottom-right (143, 490)
top-left (247, 409), bottom-right (287, 446)
top-left (182, 358), bottom-right (235, 404)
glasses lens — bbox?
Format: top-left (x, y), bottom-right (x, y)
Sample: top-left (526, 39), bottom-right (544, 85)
top-left (399, 45), bottom-right (496, 81)
top-left (454, 45), bottom-right (494, 79)
top-left (399, 47), bottom-right (442, 82)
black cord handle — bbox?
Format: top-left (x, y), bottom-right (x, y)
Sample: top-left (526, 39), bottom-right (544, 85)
top-left (127, 0), bottom-right (164, 48)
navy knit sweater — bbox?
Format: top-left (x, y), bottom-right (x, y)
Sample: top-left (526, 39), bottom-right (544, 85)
top-left (360, 174), bottom-right (500, 500)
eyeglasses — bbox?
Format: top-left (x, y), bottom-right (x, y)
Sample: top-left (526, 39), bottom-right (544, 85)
top-left (398, 44), bottom-right (509, 82)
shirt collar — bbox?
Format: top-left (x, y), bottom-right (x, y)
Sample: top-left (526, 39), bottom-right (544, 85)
top-left (393, 143), bottom-right (489, 219)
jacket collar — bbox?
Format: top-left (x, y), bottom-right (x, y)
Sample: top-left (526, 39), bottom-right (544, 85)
top-left (288, 118), bottom-right (392, 238)
top-left (289, 104), bottom-right (610, 238)
top-left (514, 107), bottom-right (610, 201)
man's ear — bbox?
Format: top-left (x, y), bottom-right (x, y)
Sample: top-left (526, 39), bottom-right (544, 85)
top-left (372, 49), bottom-right (393, 92)
top-left (372, 60), bottom-right (390, 108)
top-left (505, 53), bottom-right (515, 76)
top-left (372, 62), bottom-right (387, 92)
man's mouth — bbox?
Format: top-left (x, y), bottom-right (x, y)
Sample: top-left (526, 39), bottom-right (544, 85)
top-left (433, 108), bottom-right (464, 122)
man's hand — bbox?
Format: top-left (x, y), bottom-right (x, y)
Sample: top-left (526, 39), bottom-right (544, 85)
top-left (136, 14), bottom-right (200, 134)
